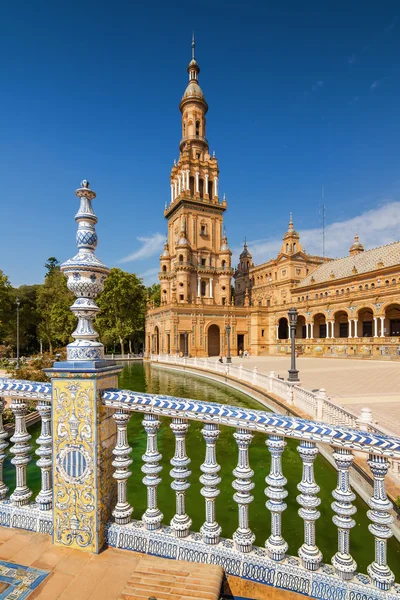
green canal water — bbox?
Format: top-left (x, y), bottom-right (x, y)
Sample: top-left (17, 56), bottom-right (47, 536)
top-left (6, 361), bottom-right (400, 578)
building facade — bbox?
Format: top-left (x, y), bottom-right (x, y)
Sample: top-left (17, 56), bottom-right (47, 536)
top-left (146, 43), bottom-right (400, 360)
top-left (234, 228), bottom-right (400, 359)
top-left (145, 39), bottom-right (250, 357)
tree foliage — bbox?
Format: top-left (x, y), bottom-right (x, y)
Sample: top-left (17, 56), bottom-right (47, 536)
top-left (36, 259), bottom-right (76, 354)
top-left (147, 283), bottom-right (161, 307)
top-left (0, 270), bottom-right (13, 345)
top-left (96, 268), bottom-right (147, 354)
top-left (0, 259), bottom-right (151, 359)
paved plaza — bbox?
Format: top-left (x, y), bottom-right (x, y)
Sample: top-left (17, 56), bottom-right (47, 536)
top-left (223, 356), bottom-right (400, 435)
top-left (0, 528), bottom-right (223, 600)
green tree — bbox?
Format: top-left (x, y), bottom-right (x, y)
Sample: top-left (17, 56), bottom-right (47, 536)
top-left (96, 268), bottom-right (146, 354)
top-left (44, 257), bottom-right (60, 276)
top-left (36, 258), bottom-right (76, 354)
top-left (0, 270), bottom-right (13, 349)
top-left (4, 285), bottom-right (41, 355)
top-left (147, 283), bottom-right (161, 307)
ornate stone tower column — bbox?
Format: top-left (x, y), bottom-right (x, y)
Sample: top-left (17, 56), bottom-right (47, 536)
top-left (46, 180), bottom-right (122, 553)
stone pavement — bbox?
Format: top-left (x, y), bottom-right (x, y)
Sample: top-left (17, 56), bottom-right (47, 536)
top-left (0, 528), bottom-right (223, 600)
top-left (223, 356), bottom-right (400, 435)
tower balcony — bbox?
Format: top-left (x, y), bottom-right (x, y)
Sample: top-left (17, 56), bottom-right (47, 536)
top-left (179, 134), bottom-right (209, 150)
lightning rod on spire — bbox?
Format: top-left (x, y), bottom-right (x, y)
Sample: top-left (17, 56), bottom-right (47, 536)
top-left (192, 31), bottom-right (195, 60)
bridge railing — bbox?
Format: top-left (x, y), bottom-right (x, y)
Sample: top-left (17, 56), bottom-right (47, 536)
top-left (150, 354), bottom-right (400, 482)
top-left (0, 374), bottom-right (400, 596)
top-left (101, 386), bottom-right (400, 593)
top-left (0, 379), bottom-right (52, 532)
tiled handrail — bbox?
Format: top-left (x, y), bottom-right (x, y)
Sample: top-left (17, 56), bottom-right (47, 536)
top-left (101, 384), bottom-right (400, 593)
top-left (0, 379), bottom-right (53, 532)
top-left (1, 375), bottom-right (400, 595)
top-left (102, 387), bottom-right (400, 457)
top-left (151, 354), bottom-right (400, 483)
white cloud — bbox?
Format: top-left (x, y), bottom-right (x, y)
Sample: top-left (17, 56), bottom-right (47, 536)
top-left (233, 201), bottom-right (400, 264)
top-left (119, 233), bottom-right (165, 263)
top-left (139, 267), bottom-right (160, 285)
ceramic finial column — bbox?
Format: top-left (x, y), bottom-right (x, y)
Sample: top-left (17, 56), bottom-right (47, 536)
top-left (47, 181), bottom-right (122, 553)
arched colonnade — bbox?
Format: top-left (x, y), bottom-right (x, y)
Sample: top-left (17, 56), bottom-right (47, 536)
top-left (276, 303), bottom-right (400, 340)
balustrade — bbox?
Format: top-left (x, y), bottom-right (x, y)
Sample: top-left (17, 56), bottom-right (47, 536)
top-left (200, 423), bottom-right (221, 544)
top-left (10, 398), bottom-right (32, 507)
top-left (232, 428), bottom-right (255, 552)
top-left (265, 435), bottom-right (288, 561)
top-left (0, 399), bottom-right (9, 500)
top-left (0, 373), bottom-right (399, 597)
top-left (112, 409), bottom-right (133, 524)
top-left (142, 413), bottom-right (163, 530)
top-left (170, 418), bottom-right (192, 537)
top-left (297, 440), bottom-right (322, 571)
top-left (35, 399), bottom-right (52, 511)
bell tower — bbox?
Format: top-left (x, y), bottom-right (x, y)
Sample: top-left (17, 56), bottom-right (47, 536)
top-left (160, 36), bottom-right (231, 307)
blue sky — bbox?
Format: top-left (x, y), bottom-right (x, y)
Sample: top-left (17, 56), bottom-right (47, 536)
top-left (1, 1), bottom-right (399, 287)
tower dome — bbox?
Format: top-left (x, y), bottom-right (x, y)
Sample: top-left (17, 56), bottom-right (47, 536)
top-left (349, 234), bottom-right (364, 255)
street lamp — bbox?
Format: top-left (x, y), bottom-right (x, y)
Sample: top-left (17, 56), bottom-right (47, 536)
top-left (16, 297), bottom-right (20, 370)
top-left (183, 330), bottom-right (188, 357)
top-left (287, 307), bottom-right (299, 382)
top-left (225, 324), bottom-right (232, 363)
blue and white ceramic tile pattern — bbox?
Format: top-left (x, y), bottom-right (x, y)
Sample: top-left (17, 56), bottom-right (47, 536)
top-left (105, 521), bottom-right (400, 600)
top-left (0, 560), bottom-right (49, 599)
top-left (60, 180), bottom-right (109, 361)
top-left (0, 374), bottom-right (399, 597)
top-left (0, 380), bottom-right (51, 401)
top-left (101, 389), bottom-right (400, 457)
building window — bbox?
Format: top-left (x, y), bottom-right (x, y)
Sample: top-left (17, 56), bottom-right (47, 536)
top-left (339, 323), bottom-right (349, 338)
top-left (261, 329), bottom-right (265, 337)
top-left (162, 265), bottom-right (167, 272)
top-left (196, 121), bottom-right (200, 136)
top-left (222, 260), bottom-right (226, 268)
top-left (319, 323), bottom-right (327, 338)
top-left (201, 258), bottom-right (206, 266)
top-left (200, 224), bottom-right (207, 235)
top-left (179, 254), bottom-right (183, 263)
top-left (267, 299), bottom-right (270, 307)
top-left (179, 294), bottom-right (184, 302)
top-left (222, 297), bottom-right (226, 305)
top-left (201, 280), bottom-right (206, 296)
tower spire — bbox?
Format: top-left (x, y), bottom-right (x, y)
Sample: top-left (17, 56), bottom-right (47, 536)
top-left (192, 31), bottom-right (195, 60)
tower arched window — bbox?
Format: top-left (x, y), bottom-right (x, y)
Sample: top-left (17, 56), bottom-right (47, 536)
top-left (293, 243), bottom-right (297, 252)
top-left (222, 260), bottom-right (226, 268)
top-left (183, 121), bottom-right (186, 136)
top-left (179, 254), bottom-right (183, 263)
top-left (286, 243), bottom-right (289, 253)
top-left (196, 120), bottom-right (200, 137)
top-left (162, 265), bottom-right (167, 272)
